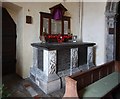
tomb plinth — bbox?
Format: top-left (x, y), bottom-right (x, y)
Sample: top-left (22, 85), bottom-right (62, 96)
top-left (30, 42), bottom-right (95, 94)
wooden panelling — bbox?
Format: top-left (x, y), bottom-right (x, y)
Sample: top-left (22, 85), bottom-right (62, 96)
top-left (93, 68), bottom-right (100, 82)
top-left (64, 61), bottom-right (120, 98)
top-left (69, 61), bottom-right (116, 91)
top-left (99, 66), bottom-right (108, 79)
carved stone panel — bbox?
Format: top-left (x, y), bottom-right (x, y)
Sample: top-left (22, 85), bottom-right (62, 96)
top-left (48, 51), bottom-right (56, 74)
top-left (87, 46), bottom-right (94, 68)
top-left (33, 47), bottom-right (38, 67)
top-left (43, 50), bottom-right (57, 76)
top-left (70, 48), bottom-right (78, 68)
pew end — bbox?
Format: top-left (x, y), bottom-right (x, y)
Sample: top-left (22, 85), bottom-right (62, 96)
top-left (63, 61), bottom-right (120, 98)
top-left (63, 76), bottom-right (79, 98)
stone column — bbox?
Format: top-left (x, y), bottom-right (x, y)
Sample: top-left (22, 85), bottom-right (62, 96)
top-left (87, 46), bottom-right (94, 69)
top-left (70, 48), bottom-right (79, 75)
top-left (43, 50), bottom-right (57, 76)
top-left (30, 49), bottom-right (60, 94)
top-left (32, 47), bottom-right (38, 67)
top-left (36, 49), bottom-right (60, 94)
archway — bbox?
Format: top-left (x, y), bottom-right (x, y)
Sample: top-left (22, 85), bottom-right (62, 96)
top-left (2, 2), bottom-right (23, 75)
top-left (2, 7), bottom-right (16, 75)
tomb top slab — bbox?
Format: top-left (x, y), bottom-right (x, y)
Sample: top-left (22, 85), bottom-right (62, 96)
top-left (31, 42), bottom-right (95, 50)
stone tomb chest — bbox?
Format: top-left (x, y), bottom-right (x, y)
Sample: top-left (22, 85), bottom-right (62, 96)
top-left (30, 42), bottom-right (95, 94)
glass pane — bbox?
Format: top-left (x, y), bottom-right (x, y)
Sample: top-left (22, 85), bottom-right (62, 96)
top-left (43, 18), bottom-right (49, 34)
top-left (64, 20), bottom-right (68, 34)
top-left (51, 19), bottom-right (62, 34)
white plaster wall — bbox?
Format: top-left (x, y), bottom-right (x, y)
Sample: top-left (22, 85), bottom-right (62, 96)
top-left (82, 2), bottom-right (107, 65)
top-left (22, 2), bottom-right (80, 78)
top-left (16, 8), bottom-right (25, 78)
top-left (3, 2), bottom-right (80, 78)
top-left (3, 1), bottom-right (108, 78)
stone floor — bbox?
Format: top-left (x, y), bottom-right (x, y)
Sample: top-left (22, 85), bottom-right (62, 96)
top-left (2, 73), bottom-right (120, 99)
top-left (2, 73), bottom-right (65, 98)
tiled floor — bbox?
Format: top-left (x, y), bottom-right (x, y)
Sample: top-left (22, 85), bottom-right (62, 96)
top-left (2, 73), bottom-right (65, 98)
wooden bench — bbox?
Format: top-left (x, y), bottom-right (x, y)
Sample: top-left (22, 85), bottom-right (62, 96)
top-left (63, 61), bottom-right (120, 98)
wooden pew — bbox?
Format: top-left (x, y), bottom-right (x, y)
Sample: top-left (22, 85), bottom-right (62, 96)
top-left (63, 61), bottom-right (120, 98)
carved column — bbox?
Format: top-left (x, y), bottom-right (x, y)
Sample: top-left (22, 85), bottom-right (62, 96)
top-left (32, 47), bottom-right (38, 67)
top-left (43, 50), bottom-right (57, 76)
top-left (30, 49), bottom-right (60, 94)
top-left (87, 46), bottom-right (94, 69)
top-left (70, 48), bottom-right (78, 75)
